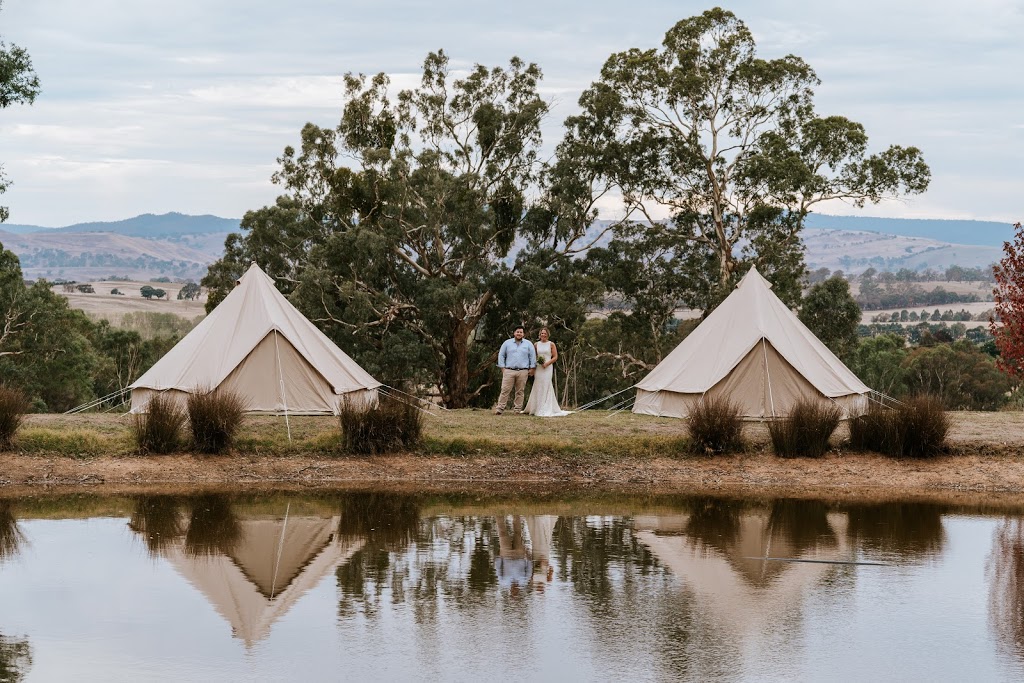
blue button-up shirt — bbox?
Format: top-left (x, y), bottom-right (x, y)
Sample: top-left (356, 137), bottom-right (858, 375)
top-left (498, 338), bottom-right (536, 369)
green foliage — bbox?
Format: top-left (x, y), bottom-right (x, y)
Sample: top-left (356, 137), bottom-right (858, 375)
top-left (767, 399), bottom-right (843, 458)
top-left (177, 282), bottom-right (201, 300)
top-left (902, 341), bottom-right (1012, 410)
top-left (848, 335), bottom-right (909, 397)
top-left (0, 385), bottom-right (28, 449)
top-left (800, 276), bottom-right (861, 359)
top-left (338, 395), bottom-right (424, 455)
top-left (186, 388), bottom-right (248, 454)
top-left (687, 396), bottom-right (744, 455)
top-left (132, 394), bottom-right (186, 454)
top-left (204, 51), bottom-right (602, 408)
top-left (566, 8), bottom-right (929, 306)
top-left (1, 14), bottom-right (41, 225)
top-left (139, 285), bottom-right (166, 300)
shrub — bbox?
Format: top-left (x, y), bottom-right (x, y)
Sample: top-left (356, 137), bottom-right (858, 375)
top-left (132, 393), bottom-right (186, 454)
top-left (768, 399), bottom-right (843, 458)
top-left (0, 386), bottom-right (30, 450)
top-left (339, 394), bottom-right (424, 455)
top-left (884, 395), bottom-right (950, 459)
top-left (687, 396), bottom-right (743, 455)
top-left (848, 395), bottom-right (949, 458)
top-left (848, 403), bottom-right (890, 453)
top-left (187, 387), bottom-right (248, 454)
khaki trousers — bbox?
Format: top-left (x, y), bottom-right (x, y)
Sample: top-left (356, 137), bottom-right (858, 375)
top-left (495, 368), bottom-right (529, 413)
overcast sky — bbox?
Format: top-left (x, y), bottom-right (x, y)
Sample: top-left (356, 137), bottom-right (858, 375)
top-left (1, 0), bottom-right (1021, 227)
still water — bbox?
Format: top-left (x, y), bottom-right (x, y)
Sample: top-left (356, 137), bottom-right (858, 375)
top-left (1, 490), bottom-right (1023, 682)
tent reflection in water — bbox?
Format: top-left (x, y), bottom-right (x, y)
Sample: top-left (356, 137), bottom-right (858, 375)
top-left (162, 514), bottom-right (364, 647)
top-left (634, 505), bottom-right (850, 636)
top-left (633, 267), bottom-right (870, 419)
top-left (129, 262), bottom-right (380, 415)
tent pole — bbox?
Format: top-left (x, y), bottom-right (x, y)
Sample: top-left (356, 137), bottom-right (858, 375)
top-left (273, 330), bottom-right (292, 442)
top-left (270, 502), bottom-right (290, 600)
top-left (762, 338), bottom-right (776, 418)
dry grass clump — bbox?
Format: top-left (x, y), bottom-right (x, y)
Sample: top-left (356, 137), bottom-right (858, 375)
top-left (768, 399), bottom-right (843, 458)
top-left (339, 394), bottom-right (424, 455)
top-left (848, 395), bottom-right (949, 459)
top-left (187, 387), bottom-right (248, 454)
top-left (0, 385), bottom-right (30, 450)
top-left (687, 396), bottom-right (743, 455)
top-left (132, 393), bottom-right (186, 454)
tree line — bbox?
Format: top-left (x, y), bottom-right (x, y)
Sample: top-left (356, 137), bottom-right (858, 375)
top-left (199, 9), bottom-right (930, 409)
top-left (6, 7), bottom-right (1016, 413)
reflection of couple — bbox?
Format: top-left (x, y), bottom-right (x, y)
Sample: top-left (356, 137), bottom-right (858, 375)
top-left (494, 326), bottom-right (570, 417)
top-left (495, 515), bottom-right (557, 589)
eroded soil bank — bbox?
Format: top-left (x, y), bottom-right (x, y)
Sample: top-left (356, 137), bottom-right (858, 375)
top-left (2, 410), bottom-right (1023, 503)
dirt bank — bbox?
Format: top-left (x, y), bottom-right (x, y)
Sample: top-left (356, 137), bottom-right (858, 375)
top-left (2, 410), bottom-right (1023, 499)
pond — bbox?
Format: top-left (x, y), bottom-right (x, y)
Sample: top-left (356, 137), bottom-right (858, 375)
top-left (1, 489), bottom-right (1023, 682)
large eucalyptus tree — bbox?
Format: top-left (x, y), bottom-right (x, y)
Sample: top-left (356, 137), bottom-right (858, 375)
top-left (569, 7), bottom-right (931, 309)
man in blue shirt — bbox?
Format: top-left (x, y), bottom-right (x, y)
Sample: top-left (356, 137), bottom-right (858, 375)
top-left (495, 325), bottom-right (536, 414)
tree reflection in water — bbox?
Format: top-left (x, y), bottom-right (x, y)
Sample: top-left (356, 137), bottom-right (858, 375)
top-left (989, 519), bottom-right (1024, 664)
top-left (183, 494), bottom-right (241, 558)
top-left (0, 501), bottom-right (26, 563)
top-left (844, 502), bottom-right (945, 560)
top-left (128, 496), bottom-right (185, 557)
top-left (0, 633), bottom-right (32, 682)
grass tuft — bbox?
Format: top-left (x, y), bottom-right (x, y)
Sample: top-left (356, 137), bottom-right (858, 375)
top-left (187, 387), bottom-right (248, 454)
top-left (339, 394), bottom-right (424, 455)
top-left (0, 385), bottom-right (30, 450)
top-left (768, 399), bottom-right (843, 458)
top-left (132, 393), bottom-right (186, 454)
top-left (849, 395), bottom-right (949, 459)
top-left (687, 396), bottom-right (743, 455)
top-left (885, 395), bottom-right (950, 459)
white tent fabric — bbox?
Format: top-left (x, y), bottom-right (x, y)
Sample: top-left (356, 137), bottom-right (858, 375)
top-left (165, 515), bottom-right (364, 647)
top-left (633, 267), bottom-right (870, 418)
top-left (130, 262), bottom-right (380, 414)
top-left (634, 512), bottom-right (850, 639)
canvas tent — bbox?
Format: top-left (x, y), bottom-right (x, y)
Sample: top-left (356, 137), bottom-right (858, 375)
top-left (129, 262), bottom-right (380, 414)
top-left (633, 267), bottom-right (870, 419)
top-left (164, 515), bottom-right (364, 647)
top-left (633, 511), bottom-right (849, 640)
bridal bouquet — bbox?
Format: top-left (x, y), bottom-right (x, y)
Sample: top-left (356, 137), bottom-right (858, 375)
top-left (537, 354), bottom-right (548, 366)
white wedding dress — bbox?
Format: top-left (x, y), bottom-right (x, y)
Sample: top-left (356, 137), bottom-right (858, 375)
top-left (525, 341), bottom-right (571, 417)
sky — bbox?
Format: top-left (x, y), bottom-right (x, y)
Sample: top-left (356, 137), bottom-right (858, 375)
top-left (0, 0), bottom-right (1021, 227)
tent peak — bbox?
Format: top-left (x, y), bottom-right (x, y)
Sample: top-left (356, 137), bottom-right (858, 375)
top-left (736, 266), bottom-right (773, 290)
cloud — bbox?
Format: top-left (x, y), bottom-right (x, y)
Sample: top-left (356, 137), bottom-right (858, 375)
top-left (0, 0), bottom-right (1022, 226)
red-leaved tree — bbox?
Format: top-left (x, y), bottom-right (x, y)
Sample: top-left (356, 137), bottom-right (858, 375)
top-left (992, 222), bottom-right (1024, 377)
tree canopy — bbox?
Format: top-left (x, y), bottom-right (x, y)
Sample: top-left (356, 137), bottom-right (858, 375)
top-left (0, 7), bottom-right (40, 224)
top-left (566, 7), bottom-right (930, 308)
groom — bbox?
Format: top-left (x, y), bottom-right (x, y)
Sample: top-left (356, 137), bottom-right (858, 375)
top-left (494, 325), bottom-right (536, 415)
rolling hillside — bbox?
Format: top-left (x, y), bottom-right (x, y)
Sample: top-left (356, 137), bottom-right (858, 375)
top-left (0, 212), bottom-right (1015, 281)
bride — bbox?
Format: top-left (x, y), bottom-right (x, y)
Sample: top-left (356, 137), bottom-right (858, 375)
top-left (525, 327), bottom-right (571, 417)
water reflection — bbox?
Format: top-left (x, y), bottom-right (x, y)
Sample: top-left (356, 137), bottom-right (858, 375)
top-left (128, 495), bottom-right (185, 557)
top-left (9, 490), bottom-right (1024, 680)
top-left (845, 502), bottom-right (946, 560)
top-left (127, 493), bottom-right (363, 647)
top-left (0, 501), bottom-right (26, 563)
top-left (989, 519), bottom-right (1024, 663)
top-left (635, 499), bottom-right (849, 650)
top-left (0, 633), bottom-right (32, 683)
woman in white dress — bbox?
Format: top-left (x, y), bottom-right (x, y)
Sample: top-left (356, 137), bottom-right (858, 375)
top-left (525, 328), bottom-right (571, 417)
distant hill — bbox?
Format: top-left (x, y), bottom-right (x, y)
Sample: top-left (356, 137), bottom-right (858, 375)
top-left (2, 212), bottom-right (240, 237)
top-left (0, 211), bottom-right (1015, 281)
top-left (803, 214), bottom-right (1014, 248)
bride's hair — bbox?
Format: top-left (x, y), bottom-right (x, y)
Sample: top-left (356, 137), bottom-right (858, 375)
top-left (538, 327), bottom-right (549, 337)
